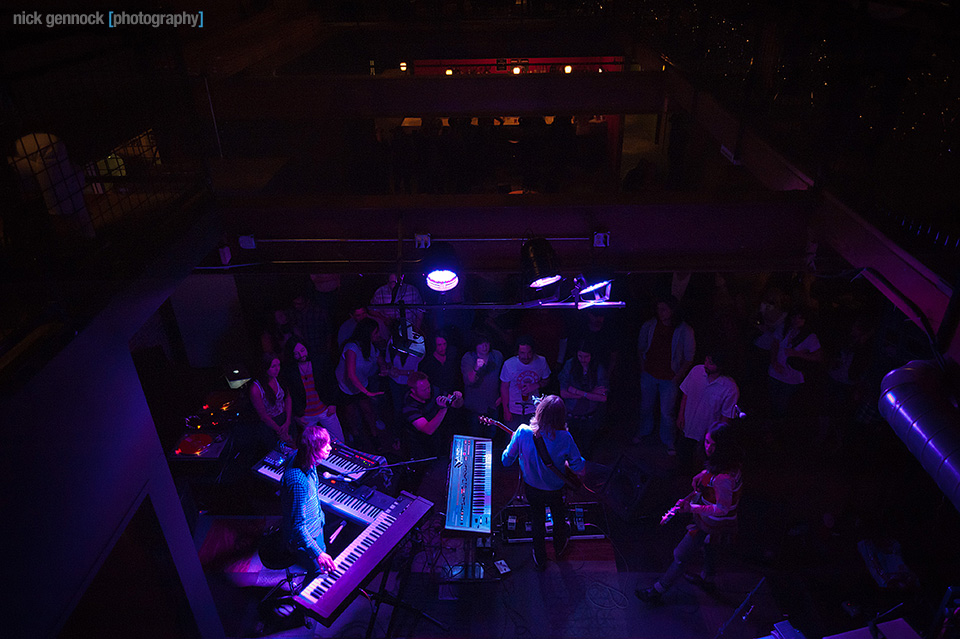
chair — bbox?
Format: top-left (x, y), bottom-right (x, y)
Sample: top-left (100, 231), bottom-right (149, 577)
top-left (256, 528), bottom-right (313, 632)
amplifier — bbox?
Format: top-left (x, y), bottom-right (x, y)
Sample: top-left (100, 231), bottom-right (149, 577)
top-left (499, 501), bottom-right (607, 543)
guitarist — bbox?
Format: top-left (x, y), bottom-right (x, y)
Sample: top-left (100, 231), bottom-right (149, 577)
top-left (501, 395), bottom-right (585, 571)
top-left (636, 421), bottom-right (743, 602)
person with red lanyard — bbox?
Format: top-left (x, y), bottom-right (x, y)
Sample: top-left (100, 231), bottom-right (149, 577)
top-left (636, 421), bottom-right (743, 602)
top-left (634, 295), bottom-right (695, 454)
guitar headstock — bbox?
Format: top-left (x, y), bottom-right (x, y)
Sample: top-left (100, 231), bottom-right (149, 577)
top-left (478, 415), bottom-right (513, 435)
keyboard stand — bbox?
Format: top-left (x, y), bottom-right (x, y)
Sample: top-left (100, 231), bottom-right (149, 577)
top-left (361, 526), bottom-right (448, 639)
top-left (439, 537), bottom-right (489, 586)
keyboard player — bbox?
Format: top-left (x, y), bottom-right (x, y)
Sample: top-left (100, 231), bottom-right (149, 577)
top-left (281, 426), bottom-right (337, 578)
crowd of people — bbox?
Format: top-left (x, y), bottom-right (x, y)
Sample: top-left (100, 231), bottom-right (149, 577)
top-left (250, 269), bottom-right (889, 582)
top-left (247, 271), bottom-right (885, 467)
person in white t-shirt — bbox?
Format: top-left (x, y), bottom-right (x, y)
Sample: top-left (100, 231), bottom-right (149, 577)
top-left (678, 350), bottom-right (739, 465)
top-left (500, 335), bottom-right (552, 426)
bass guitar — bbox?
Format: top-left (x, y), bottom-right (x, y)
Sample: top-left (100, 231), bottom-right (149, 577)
top-left (478, 415), bottom-right (584, 492)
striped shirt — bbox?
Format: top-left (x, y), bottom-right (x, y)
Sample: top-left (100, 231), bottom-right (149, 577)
top-left (300, 368), bottom-right (324, 417)
top-left (281, 459), bottom-right (326, 559)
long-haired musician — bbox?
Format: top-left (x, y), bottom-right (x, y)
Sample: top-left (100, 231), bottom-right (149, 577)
top-left (636, 420), bottom-right (743, 602)
top-left (281, 426), bottom-right (337, 577)
top-left (501, 395), bottom-right (585, 570)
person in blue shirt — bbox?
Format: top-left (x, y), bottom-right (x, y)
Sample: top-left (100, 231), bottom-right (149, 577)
top-left (501, 395), bottom-right (585, 570)
top-left (281, 426), bottom-right (337, 578)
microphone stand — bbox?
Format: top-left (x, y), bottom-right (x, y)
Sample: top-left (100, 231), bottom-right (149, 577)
top-left (712, 577), bottom-right (765, 639)
top-left (324, 457), bottom-right (438, 500)
top-left (869, 602), bottom-right (904, 639)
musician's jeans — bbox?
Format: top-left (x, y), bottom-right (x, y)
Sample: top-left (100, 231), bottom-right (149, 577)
top-left (657, 526), bottom-right (716, 591)
top-left (639, 372), bottom-right (679, 448)
top-left (523, 482), bottom-right (568, 565)
top-left (290, 537), bottom-right (325, 583)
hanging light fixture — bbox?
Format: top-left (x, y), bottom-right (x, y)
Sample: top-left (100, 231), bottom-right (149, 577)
top-left (577, 268), bottom-right (614, 296)
top-left (574, 268), bottom-right (614, 309)
top-left (423, 242), bottom-right (460, 292)
top-left (521, 238), bottom-right (561, 288)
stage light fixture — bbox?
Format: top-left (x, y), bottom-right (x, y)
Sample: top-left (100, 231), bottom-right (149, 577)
top-left (445, 68), bottom-right (454, 75)
top-left (521, 238), bottom-right (562, 288)
top-left (564, 65), bottom-right (572, 74)
top-left (400, 62), bottom-right (407, 72)
top-left (423, 242), bottom-right (460, 292)
top-left (574, 270), bottom-right (614, 310)
top-left (512, 66), bottom-right (522, 75)
top-left (577, 267), bottom-right (614, 292)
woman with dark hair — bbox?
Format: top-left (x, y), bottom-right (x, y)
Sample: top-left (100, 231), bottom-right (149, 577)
top-left (501, 395), bottom-right (586, 570)
top-left (637, 421), bottom-right (744, 602)
top-left (251, 353), bottom-right (293, 446)
top-left (334, 317), bottom-right (385, 446)
top-left (558, 338), bottom-right (608, 457)
top-left (767, 307), bottom-right (821, 420)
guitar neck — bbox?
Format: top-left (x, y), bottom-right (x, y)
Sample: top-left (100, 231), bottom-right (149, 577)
top-left (479, 416), bottom-right (515, 436)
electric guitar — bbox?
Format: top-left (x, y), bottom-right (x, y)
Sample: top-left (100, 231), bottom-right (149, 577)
top-left (478, 415), bottom-right (584, 491)
top-left (660, 491), bottom-right (697, 525)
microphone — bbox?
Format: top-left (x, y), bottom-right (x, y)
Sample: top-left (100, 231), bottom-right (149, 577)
top-left (322, 471), bottom-right (361, 482)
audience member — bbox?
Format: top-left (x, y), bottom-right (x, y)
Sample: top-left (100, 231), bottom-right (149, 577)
top-left (767, 307), bottom-right (821, 424)
top-left (818, 316), bottom-right (875, 451)
top-left (402, 370), bottom-right (462, 460)
top-left (677, 350), bottom-right (739, 468)
top-left (282, 339), bottom-right (345, 444)
top-left (334, 317), bottom-right (386, 447)
top-left (261, 306), bottom-right (301, 358)
top-left (635, 295), bottom-right (696, 454)
top-left (519, 308), bottom-right (565, 376)
top-left (558, 338), bottom-right (609, 457)
top-left (251, 353), bottom-right (293, 447)
top-left (559, 308), bottom-right (621, 380)
top-left (370, 273), bottom-right (424, 332)
top-left (418, 330), bottom-right (461, 397)
top-left (338, 304), bottom-right (382, 350)
top-left (384, 327), bottom-right (423, 431)
top-left (750, 287), bottom-right (789, 374)
top-left (291, 274), bottom-right (339, 378)
top-left (461, 331), bottom-right (504, 435)
top-left (500, 335), bottom-right (552, 427)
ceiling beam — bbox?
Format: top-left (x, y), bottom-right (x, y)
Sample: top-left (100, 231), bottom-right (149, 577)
top-left (213, 192), bottom-right (813, 273)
